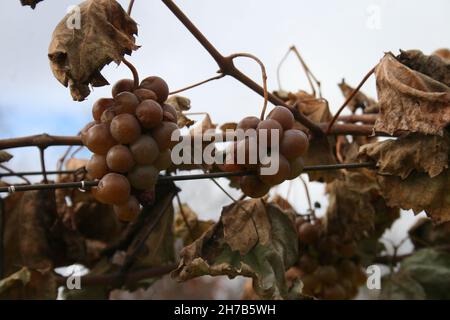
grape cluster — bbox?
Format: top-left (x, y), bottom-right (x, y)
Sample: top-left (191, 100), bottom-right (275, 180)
top-left (220, 106), bottom-right (309, 198)
top-left (81, 76), bottom-right (179, 222)
top-left (294, 217), bottom-right (366, 299)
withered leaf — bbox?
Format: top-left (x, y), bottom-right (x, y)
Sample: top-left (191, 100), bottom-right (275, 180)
top-left (359, 133), bottom-right (449, 179)
top-left (374, 53), bottom-right (450, 136)
top-left (174, 204), bottom-right (215, 245)
top-left (433, 48), bottom-right (450, 63)
top-left (0, 267), bottom-right (57, 300)
top-left (173, 199), bottom-right (302, 299)
top-left (20, 0), bottom-right (43, 9)
top-left (381, 248), bottom-right (450, 299)
top-left (0, 150), bottom-right (13, 163)
top-left (219, 122), bottom-right (238, 132)
top-left (409, 218), bottom-right (450, 249)
top-left (378, 170), bottom-right (450, 224)
top-left (338, 79), bottom-right (378, 113)
top-left (166, 96), bottom-right (195, 128)
top-left (48, 0), bottom-right (138, 101)
top-left (189, 113), bottom-right (217, 136)
top-left (397, 49), bottom-right (450, 87)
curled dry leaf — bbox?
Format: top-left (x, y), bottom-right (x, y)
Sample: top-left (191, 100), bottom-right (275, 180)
top-left (0, 150), bottom-right (13, 163)
top-left (381, 248), bottom-right (450, 299)
top-left (433, 48), bottom-right (450, 63)
top-left (378, 170), bottom-right (450, 224)
top-left (20, 0), bottom-right (43, 9)
top-left (359, 133), bottom-right (449, 179)
top-left (219, 122), bottom-right (238, 132)
top-left (166, 96), bottom-right (194, 128)
top-left (189, 113), bottom-right (217, 136)
top-left (174, 203), bottom-right (215, 245)
top-left (338, 79), bottom-right (378, 113)
top-left (374, 53), bottom-right (450, 136)
top-left (48, 0), bottom-right (138, 101)
top-left (397, 49), bottom-right (450, 87)
top-left (289, 91), bottom-right (341, 182)
top-left (0, 267), bottom-right (57, 300)
top-left (172, 199), bottom-right (302, 299)
top-left (325, 170), bottom-right (388, 241)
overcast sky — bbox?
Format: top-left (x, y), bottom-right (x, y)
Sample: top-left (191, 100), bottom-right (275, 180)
top-left (1, 0), bottom-right (448, 250)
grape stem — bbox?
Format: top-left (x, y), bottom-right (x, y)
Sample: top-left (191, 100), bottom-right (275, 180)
top-left (228, 53), bottom-right (268, 120)
top-left (326, 66), bottom-right (376, 134)
top-left (160, 0), bottom-right (324, 137)
top-left (169, 73), bottom-right (225, 95)
top-left (122, 56), bottom-right (140, 90)
top-left (127, 0), bottom-right (135, 16)
top-left (277, 45), bottom-right (322, 98)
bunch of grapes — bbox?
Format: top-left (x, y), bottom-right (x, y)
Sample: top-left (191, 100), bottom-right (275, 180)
top-left (219, 106), bottom-right (309, 198)
top-left (81, 76), bottom-right (179, 222)
top-left (294, 217), bottom-right (366, 299)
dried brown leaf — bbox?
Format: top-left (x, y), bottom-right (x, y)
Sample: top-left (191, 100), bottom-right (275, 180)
top-left (189, 113), bottom-right (217, 136)
top-left (374, 53), bottom-right (450, 136)
top-left (433, 48), bottom-right (450, 63)
top-left (398, 49), bottom-right (450, 87)
top-left (174, 204), bottom-right (214, 245)
top-left (0, 151), bottom-right (13, 163)
top-left (48, 0), bottom-right (138, 101)
top-left (378, 170), bottom-right (450, 224)
top-left (338, 79), bottom-right (378, 113)
top-left (359, 133), bottom-right (449, 179)
top-left (20, 0), bottom-right (43, 9)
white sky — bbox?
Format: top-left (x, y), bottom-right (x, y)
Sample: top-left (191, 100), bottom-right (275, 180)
top-left (0, 0), bottom-right (448, 251)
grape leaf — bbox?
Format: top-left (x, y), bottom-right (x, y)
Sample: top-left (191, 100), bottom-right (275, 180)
top-left (397, 49), bottom-right (450, 87)
top-left (338, 79), bottom-right (378, 113)
top-left (378, 170), bottom-right (450, 224)
top-left (325, 170), bottom-right (396, 241)
top-left (374, 53), bottom-right (450, 136)
top-left (381, 249), bottom-right (450, 299)
top-left (0, 267), bottom-right (57, 300)
top-left (433, 48), bottom-right (450, 63)
top-left (0, 150), bottom-right (12, 163)
top-left (166, 96), bottom-right (195, 128)
top-left (48, 0), bottom-right (138, 101)
top-left (172, 199), bottom-right (302, 299)
top-left (174, 204), bottom-right (215, 245)
top-left (359, 133), bottom-right (449, 179)
top-left (20, 0), bottom-right (43, 9)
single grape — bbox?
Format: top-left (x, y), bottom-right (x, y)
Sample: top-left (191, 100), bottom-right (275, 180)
top-left (85, 123), bottom-right (117, 155)
top-left (139, 76), bottom-right (169, 103)
top-left (81, 121), bottom-right (96, 145)
top-left (86, 154), bottom-right (109, 179)
top-left (237, 116), bottom-right (260, 131)
top-left (268, 106), bottom-right (294, 130)
top-left (297, 222), bottom-right (321, 244)
top-left (280, 129), bottom-right (309, 160)
top-left (258, 154), bottom-right (290, 186)
top-left (300, 274), bottom-right (321, 296)
top-left (127, 165), bottom-right (159, 190)
top-left (240, 175), bottom-right (271, 198)
top-left (135, 100), bottom-right (163, 128)
top-left (256, 119), bottom-right (283, 146)
top-left (95, 173), bottom-right (131, 205)
top-left (92, 98), bottom-right (114, 121)
top-left (112, 79), bottom-right (134, 97)
top-left (114, 196), bottom-right (141, 222)
top-left (133, 88), bottom-right (157, 102)
top-left (114, 91), bottom-right (140, 115)
top-left (298, 254), bottom-right (319, 274)
top-left (162, 104), bottom-right (178, 123)
top-left (151, 121), bottom-right (179, 150)
top-left (130, 135), bottom-right (159, 165)
top-left (100, 108), bottom-right (116, 124)
top-left (106, 145), bottom-right (135, 173)
top-left (153, 149), bottom-right (172, 170)
top-left (110, 114), bottom-right (141, 144)
top-left (322, 284), bottom-right (346, 300)
top-left (337, 242), bottom-right (357, 258)
top-left (315, 265), bottom-right (338, 285)
top-left (288, 156), bottom-right (304, 180)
